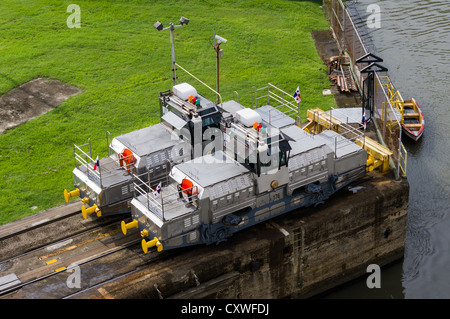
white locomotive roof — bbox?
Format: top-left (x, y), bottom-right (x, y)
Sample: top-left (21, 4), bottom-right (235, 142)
top-left (254, 104), bottom-right (296, 129)
top-left (172, 151), bottom-right (250, 188)
top-left (114, 123), bottom-right (180, 157)
top-left (161, 111), bottom-right (187, 131)
top-left (281, 125), bottom-right (329, 156)
top-left (317, 130), bottom-right (363, 158)
top-left (281, 125), bottom-right (363, 158)
top-left (220, 100), bottom-right (245, 115)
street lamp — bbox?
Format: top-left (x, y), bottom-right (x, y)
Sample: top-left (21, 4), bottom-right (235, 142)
top-left (213, 32), bottom-right (227, 104)
top-left (154, 17), bottom-right (190, 85)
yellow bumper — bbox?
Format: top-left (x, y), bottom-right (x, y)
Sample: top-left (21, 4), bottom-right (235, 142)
top-left (64, 188), bottom-right (80, 203)
top-left (121, 219), bottom-right (138, 235)
top-left (142, 237), bottom-right (163, 253)
top-left (81, 204), bottom-right (101, 219)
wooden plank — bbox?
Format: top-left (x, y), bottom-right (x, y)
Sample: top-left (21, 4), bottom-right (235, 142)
top-left (403, 112), bottom-right (420, 118)
top-left (404, 123), bottom-right (423, 129)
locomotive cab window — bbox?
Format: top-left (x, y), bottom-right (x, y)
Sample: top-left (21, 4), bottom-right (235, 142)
top-left (279, 151), bottom-right (287, 168)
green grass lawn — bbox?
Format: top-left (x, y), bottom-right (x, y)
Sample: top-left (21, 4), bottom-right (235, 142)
top-left (0, 0), bottom-right (335, 225)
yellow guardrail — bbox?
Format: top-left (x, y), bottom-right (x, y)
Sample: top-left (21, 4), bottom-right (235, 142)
top-left (378, 76), bottom-right (405, 124)
top-left (305, 108), bottom-right (393, 173)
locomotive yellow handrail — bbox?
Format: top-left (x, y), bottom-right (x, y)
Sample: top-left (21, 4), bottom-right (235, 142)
top-left (378, 76), bottom-right (405, 124)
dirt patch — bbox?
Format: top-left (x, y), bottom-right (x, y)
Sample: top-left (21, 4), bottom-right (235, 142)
top-left (0, 78), bottom-right (82, 134)
top-left (312, 29), bottom-right (341, 63)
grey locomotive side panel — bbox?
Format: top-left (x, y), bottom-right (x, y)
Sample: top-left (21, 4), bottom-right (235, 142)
top-left (208, 174), bottom-right (255, 223)
top-left (331, 149), bottom-right (367, 176)
top-left (286, 145), bottom-right (333, 195)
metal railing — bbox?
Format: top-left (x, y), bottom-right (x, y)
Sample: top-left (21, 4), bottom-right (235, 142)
top-left (374, 74), bottom-right (402, 167)
top-left (378, 75), bottom-right (405, 124)
top-left (307, 108), bottom-right (366, 158)
top-left (175, 63), bottom-right (223, 106)
top-left (323, 0), bottom-right (406, 178)
top-left (252, 83), bottom-right (302, 124)
top-left (73, 139), bottom-right (102, 187)
top-left (133, 172), bottom-right (165, 219)
top-left (132, 172), bottom-right (198, 222)
top-left (73, 138), bottom-right (136, 188)
top-left (399, 143), bottom-right (407, 177)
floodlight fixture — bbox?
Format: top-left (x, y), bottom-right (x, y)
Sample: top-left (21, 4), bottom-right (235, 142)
top-left (154, 16), bottom-right (190, 85)
top-left (153, 21), bottom-right (163, 31)
top-left (213, 32), bottom-right (228, 104)
top-left (180, 16), bottom-right (190, 26)
top-left (214, 35), bottom-right (227, 44)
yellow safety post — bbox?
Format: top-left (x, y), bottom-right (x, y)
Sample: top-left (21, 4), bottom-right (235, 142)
top-left (355, 136), bottom-right (393, 173)
top-left (142, 237), bottom-right (163, 253)
top-left (306, 108), bottom-right (342, 133)
top-left (140, 229), bottom-right (149, 238)
top-left (302, 119), bottom-right (315, 134)
top-left (366, 155), bottom-right (375, 172)
top-left (81, 204), bottom-right (101, 219)
top-left (121, 219), bottom-right (138, 235)
top-left (64, 188), bottom-right (80, 203)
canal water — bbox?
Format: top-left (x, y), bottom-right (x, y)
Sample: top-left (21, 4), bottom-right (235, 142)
top-left (325, 0), bottom-right (450, 298)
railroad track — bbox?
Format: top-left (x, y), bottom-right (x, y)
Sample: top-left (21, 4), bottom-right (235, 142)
top-left (0, 201), bottom-right (149, 298)
top-left (0, 200), bottom-right (130, 261)
top-left (0, 231), bottom-right (143, 298)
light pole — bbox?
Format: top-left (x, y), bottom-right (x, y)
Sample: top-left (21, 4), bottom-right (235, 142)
top-left (154, 17), bottom-right (189, 86)
top-left (213, 32), bottom-right (227, 104)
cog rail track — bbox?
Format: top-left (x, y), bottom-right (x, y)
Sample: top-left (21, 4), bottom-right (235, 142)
top-left (0, 201), bottom-right (129, 263)
top-left (0, 201), bottom-right (143, 298)
top-left (0, 233), bottom-right (142, 298)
